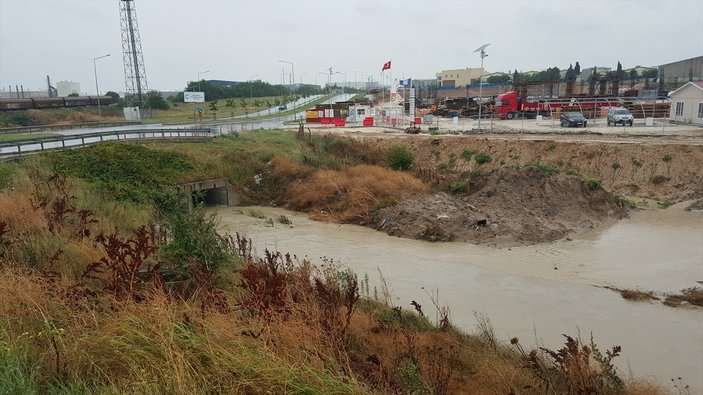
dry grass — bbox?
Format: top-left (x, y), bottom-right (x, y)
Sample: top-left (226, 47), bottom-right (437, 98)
top-left (287, 164), bottom-right (428, 223)
top-left (664, 287), bottom-right (703, 307)
top-left (0, 137), bottom-right (675, 394)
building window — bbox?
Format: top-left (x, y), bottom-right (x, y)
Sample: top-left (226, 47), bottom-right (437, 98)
top-left (675, 102), bottom-right (684, 116)
top-left (698, 103), bottom-right (703, 119)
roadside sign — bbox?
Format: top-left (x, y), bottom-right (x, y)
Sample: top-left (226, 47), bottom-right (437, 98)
top-left (184, 91), bottom-right (205, 103)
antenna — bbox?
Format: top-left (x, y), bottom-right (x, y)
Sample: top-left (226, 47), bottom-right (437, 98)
top-left (119, 0), bottom-right (149, 112)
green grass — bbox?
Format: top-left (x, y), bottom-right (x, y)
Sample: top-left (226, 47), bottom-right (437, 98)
top-left (153, 94), bottom-right (334, 125)
top-left (0, 133), bottom-right (58, 142)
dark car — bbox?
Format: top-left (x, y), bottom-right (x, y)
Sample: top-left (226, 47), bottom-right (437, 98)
top-left (278, 105), bottom-right (287, 111)
top-left (560, 111), bottom-right (587, 127)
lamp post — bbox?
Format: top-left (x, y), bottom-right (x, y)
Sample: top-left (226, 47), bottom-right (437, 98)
top-left (350, 70), bottom-right (364, 91)
top-left (278, 60), bottom-right (294, 93)
top-left (197, 70), bottom-right (209, 92)
top-left (248, 74), bottom-right (258, 117)
top-left (474, 43), bottom-right (490, 129)
top-left (93, 53), bottom-right (110, 119)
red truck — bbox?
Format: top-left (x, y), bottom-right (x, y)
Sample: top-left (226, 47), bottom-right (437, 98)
top-left (494, 91), bottom-right (619, 119)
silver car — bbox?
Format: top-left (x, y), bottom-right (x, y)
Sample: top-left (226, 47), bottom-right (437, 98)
top-left (607, 108), bottom-right (634, 126)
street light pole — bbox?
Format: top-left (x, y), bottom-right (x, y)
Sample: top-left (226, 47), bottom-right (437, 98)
top-left (248, 74), bottom-right (258, 117)
top-left (93, 53), bottom-right (110, 119)
top-left (278, 60), bottom-right (294, 93)
top-left (197, 70), bottom-right (210, 92)
top-left (474, 43), bottom-right (490, 129)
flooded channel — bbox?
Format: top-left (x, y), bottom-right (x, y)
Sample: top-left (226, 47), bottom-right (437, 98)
top-left (215, 205), bottom-right (703, 392)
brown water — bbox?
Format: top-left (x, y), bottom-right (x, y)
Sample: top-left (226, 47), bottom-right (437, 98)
top-left (216, 205), bottom-right (703, 393)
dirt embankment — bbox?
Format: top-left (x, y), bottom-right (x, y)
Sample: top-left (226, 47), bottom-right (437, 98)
top-left (368, 135), bottom-right (703, 203)
top-left (355, 135), bottom-right (702, 245)
top-left (377, 167), bottom-right (627, 245)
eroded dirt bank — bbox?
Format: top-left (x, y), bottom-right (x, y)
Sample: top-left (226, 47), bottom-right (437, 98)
top-left (367, 135), bottom-right (703, 203)
top-left (319, 134), bottom-right (702, 245)
top-left (377, 167), bottom-right (627, 245)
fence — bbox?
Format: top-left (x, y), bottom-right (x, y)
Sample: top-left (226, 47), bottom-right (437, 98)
top-left (0, 128), bottom-right (211, 159)
top-left (0, 121), bottom-right (143, 135)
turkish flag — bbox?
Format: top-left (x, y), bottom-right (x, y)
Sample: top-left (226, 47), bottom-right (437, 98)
top-left (381, 60), bottom-right (391, 71)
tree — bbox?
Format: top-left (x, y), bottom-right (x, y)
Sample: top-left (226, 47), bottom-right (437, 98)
top-left (574, 62), bottom-right (581, 76)
top-left (225, 99), bottom-right (236, 117)
top-left (616, 61), bottom-right (625, 80)
top-left (67, 92), bottom-right (79, 97)
top-left (146, 90), bottom-right (170, 110)
top-left (487, 74), bottom-right (511, 83)
top-left (105, 91), bottom-right (120, 101)
top-left (641, 69), bottom-right (657, 78)
top-left (566, 64), bottom-right (574, 80)
top-left (629, 69), bottom-right (638, 89)
top-left (208, 100), bottom-right (218, 119)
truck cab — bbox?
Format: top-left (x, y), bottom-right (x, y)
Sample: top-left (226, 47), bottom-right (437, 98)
top-left (495, 91), bottom-right (521, 119)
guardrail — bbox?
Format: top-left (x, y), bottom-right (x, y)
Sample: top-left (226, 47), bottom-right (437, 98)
top-left (0, 121), bottom-right (143, 135)
top-left (0, 128), bottom-right (212, 159)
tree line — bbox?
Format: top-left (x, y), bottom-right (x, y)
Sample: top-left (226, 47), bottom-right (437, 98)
top-left (485, 62), bottom-right (658, 84)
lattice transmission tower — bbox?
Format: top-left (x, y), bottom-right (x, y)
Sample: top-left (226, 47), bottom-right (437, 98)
top-left (119, 0), bottom-right (149, 111)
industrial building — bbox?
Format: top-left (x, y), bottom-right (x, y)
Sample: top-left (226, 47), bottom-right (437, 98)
top-left (435, 68), bottom-right (485, 87)
top-left (658, 56), bottom-right (703, 92)
top-left (57, 81), bottom-right (81, 97)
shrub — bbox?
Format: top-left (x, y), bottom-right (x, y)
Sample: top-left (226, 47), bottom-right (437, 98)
top-left (611, 162), bottom-right (621, 170)
top-left (530, 163), bottom-right (559, 176)
top-left (449, 181), bottom-right (467, 193)
top-left (160, 204), bottom-right (234, 274)
top-left (662, 154), bottom-right (673, 162)
top-left (385, 146), bottom-right (414, 171)
top-left (650, 175), bottom-right (670, 185)
top-left (475, 153), bottom-right (492, 165)
top-left (587, 179), bottom-right (602, 191)
top-left (461, 149), bottom-right (474, 161)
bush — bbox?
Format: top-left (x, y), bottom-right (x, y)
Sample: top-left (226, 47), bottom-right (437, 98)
top-left (475, 153), bottom-right (492, 165)
top-left (385, 146), bottom-right (414, 171)
top-left (650, 175), bottom-right (670, 185)
top-left (662, 154), bottom-right (673, 162)
top-left (587, 179), bottom-right (602, 191)
top-left (449, 180), bottom-right (467, 193)
top-left (530, 163), bottom-right (559, 176)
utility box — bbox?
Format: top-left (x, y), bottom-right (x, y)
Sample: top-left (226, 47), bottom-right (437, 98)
top-left (645, 117), bottom-right (654, 126)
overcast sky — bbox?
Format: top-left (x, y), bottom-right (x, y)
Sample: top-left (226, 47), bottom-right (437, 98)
top-left (1, 0), bottom-right (701, 94)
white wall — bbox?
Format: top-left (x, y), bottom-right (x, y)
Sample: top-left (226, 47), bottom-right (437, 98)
top-left (669, 83), bottom-right (703, 125)
top-left (57, 81), bottom-right (81, 97)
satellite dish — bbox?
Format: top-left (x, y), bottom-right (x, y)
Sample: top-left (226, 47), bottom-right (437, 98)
top-left (474, 43), bottom-right (491, 53)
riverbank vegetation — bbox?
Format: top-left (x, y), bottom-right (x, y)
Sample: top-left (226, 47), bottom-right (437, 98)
top-left (0, 131), bottom-right (685, 393)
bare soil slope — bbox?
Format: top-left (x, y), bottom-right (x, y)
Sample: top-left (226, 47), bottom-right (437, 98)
top-left (378, 167), bottom-right (628, 245)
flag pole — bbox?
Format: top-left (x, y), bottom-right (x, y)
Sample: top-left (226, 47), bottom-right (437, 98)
top-left (382, 70), bottom-right (385, 123)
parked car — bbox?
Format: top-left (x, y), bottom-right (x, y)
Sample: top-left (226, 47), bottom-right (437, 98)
top-left (278, 105), bottom-right (287, 111)
top-left (607, 107), bottom-right (634, 126)
top-left (560, 111), bottom-right (587, 127)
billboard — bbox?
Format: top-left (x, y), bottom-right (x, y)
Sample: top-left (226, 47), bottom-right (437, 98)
top-left (184, 91), bottom-right (205, 103)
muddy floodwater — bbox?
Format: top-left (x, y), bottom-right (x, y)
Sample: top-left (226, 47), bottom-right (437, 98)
top-left (215, 205), bottom-right (703, 392)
